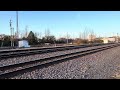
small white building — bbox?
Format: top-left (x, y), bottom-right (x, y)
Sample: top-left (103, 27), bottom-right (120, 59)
top-left (102, 38), bottom-right (108, 43)
top-left (18, 40), bottom-right (30, 48)
top-left (108, 37), bottom-right (116, 42)
top-left (102, 37), bottom-right (116, 44)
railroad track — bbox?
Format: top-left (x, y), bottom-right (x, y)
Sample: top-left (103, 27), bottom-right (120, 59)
top-left (0, 43), bottom-right (113, 59)
top-left (0, 43), bottom-right (119, 79)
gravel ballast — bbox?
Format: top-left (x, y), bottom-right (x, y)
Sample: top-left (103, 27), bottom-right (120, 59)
top-left (0, 44), bottom-right (112, 67)
top-left (9, 46), bottom-right (120, 79)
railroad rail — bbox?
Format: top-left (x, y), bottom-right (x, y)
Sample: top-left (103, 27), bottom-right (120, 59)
top-left (0, 43), bottom-right (114, 59)
top-left (0, 43), bottom-right (119, 79)
top-left (0, 43), bottom-right (106, 53)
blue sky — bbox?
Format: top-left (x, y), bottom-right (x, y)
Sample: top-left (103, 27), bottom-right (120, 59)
top-left (0, 11), bottom-right (120, 38)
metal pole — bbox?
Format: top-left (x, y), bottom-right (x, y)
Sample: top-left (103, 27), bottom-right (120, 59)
top-left (13, 28), bottom-right (14, 47)
top-left (10, 20), bottom-right (12, 47)
top-left (16, 11), bottom-right (19, 39)
top-left (117, 33), bottom-right (119, 43)
top-left (67, 32), bottom-right (68, 45)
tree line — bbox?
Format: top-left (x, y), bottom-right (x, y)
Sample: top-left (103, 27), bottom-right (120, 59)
top-left (0, 29), bottom-right (104, 47)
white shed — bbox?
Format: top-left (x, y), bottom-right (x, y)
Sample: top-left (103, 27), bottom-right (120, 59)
top-left (102, 38), bottom-right (108, 44)
top-left (102, 37), bottom-right (116, 44)
top-left (18, 40), bottom-right (30, 48)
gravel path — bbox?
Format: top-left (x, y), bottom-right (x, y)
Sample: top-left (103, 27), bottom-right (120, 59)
top-left (0, 45), bottom-right (111, 67)
top-left (9, 46), bottom-right (120, 79)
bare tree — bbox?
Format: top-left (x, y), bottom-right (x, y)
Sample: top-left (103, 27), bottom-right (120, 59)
top-left (34, 32), bottom-right (39, 38)
top-left (39, 32), bottom-right (42, 39)
top-left (20, 31), bottom-right (23, 38)
top-left (79, 32), bottom-right (82, 39)
top-left (45, 28), bottom-right (50, 37)
top-left (82, 27), bottom-right (89, 40)
top-left (66, 32), bottom-right (70, 44)
top-left (89, 29), bottom-right (95, 43)
top-left (25, 26), bottom-right (28, 38)
top-left (19, 29), bottom-right (25, 39)
top-left (1, 35), bottom-right (4, 47)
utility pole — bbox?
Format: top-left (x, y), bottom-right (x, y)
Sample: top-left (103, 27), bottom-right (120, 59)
top-left (66, 32), bottom-right (69, 45)
top-left (79, 32), bottom-right (82, 39)
top-left (117, 33), bottom-right (119, 43)
top-left (16, 11), bottom-right (19, 39)
top-left (12, 27), bottom-right (14, 47)
top-left (10, 20), bottom-right (13, 47)
top-left (25, 26), bottom-right (28, 38)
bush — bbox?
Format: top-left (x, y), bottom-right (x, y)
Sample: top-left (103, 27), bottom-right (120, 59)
top-left (73, 39), bottom-right (89, 45)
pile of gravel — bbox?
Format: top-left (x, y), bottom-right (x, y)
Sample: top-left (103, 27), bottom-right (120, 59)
top-left (0, 44), bottom-right (111, 67)
top-left (10, 46), bottom-right (120, 79)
